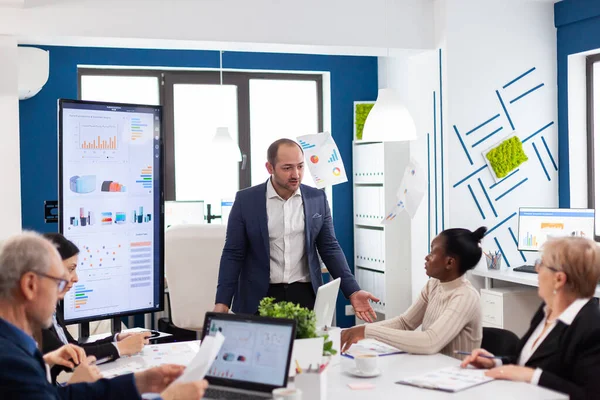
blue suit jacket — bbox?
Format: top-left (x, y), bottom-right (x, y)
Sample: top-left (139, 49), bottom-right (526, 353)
top-left (0, 318), bottom-right (140, 400)
top-left (216, 181), bottom-right (360, 314)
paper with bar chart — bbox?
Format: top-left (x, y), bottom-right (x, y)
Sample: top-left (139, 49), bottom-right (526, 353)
top-left (517, 208), bottom-right (595, 252)
top-left (60, 101), bottom-right (161, 323)
top-left (297, 131), bottom-right (348, 189)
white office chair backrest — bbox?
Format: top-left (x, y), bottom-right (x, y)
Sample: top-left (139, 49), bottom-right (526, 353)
top-left (165, 224), bottom-right (226, 331)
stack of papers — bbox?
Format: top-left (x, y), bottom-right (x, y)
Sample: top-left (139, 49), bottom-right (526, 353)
top-left (396, 366), bottom-right (493, 392)
top-left (342, 339), bottom-right (404, 358)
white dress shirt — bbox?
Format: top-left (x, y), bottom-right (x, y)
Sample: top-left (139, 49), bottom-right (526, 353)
top-left (496, 297), bottom-right (591, 385)
top-left (266, 178), bottom-right (310, 284)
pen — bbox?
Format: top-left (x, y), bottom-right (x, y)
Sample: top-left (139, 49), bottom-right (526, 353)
top-left (295, 360), bottom-right (302, 374)
top-left (453, 350), bottom-right (501, 359)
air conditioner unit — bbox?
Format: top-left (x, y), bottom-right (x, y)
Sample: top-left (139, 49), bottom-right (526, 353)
top-left (18, 47), bottom-right (49, 100)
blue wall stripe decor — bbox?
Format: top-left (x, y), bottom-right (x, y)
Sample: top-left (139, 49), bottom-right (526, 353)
top-left (485, 212), bottom-right (517, 237)
top-left (468, 184), bottom-right (486, 219)
top-left (18, 45), bottom-right (377, 329)
top-left (496, 90), bottom-right (515, 131)
top-left (495, 178), bottom-right (529, 201)
top-left (493, 237), bottom-right (511, 268)
top-left (503, 67), bottom-right (536, 89)
top-left (453, 125), bottom-right (474, 165)
top-left (453, 165), bottom-right (487, 188)
top-left (471, 127), bottom-right (503, 148)
top-left (466, 114), bottom-right (500, 136)
top-left (509, 83), bottom-right (545, 104)
top-left (439, 49), bottom-right (445, 231)
top-left (532, 142), bottom-right (551, 181)
top-left (521, 121), bottom-right (554, 143)
top-left (541, 136), bottom-right (558, 171)
top-left (489, 168), bottom-right (520, 189)
top-left (508, 226), bottom-right (527, 263)
top-left (478, 178), bottom-right (498, 218)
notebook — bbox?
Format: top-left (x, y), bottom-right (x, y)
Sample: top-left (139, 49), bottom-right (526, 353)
top-left (396, 366), bottom-right (493, 393)
top-left (342, 338), bottom-right (404, 358)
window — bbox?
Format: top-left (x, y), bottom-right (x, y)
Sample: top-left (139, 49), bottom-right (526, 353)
top-left (79, 69), bottom-right (326, 211)
top-left (586, 55), bottom-right (600, 238)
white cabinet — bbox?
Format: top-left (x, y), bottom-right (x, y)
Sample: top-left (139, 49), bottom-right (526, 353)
top-left (480, 287), bottom-right (541, 337)
top-left (353, 140), bottom-right (412, 321)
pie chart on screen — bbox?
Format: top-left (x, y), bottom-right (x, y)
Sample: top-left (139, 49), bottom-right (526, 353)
top-left (310, 155), bottom-right (319, 164)
top-left (332, 167), bottom-right (341, 176)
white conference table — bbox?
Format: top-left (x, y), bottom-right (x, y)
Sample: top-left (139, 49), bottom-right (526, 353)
top-left (97, 341), bottom-right (567, 400)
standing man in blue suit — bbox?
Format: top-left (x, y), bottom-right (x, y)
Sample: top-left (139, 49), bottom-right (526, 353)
top-left (214, 139), bottom-right (379, 322)
top-left (0, 232), bottom-right (208, 400)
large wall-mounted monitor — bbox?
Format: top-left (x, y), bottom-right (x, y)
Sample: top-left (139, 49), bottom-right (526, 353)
top-left (58, 99), bottom-right (164, 324)
top-left (517, 208), bottom-right (595, 252)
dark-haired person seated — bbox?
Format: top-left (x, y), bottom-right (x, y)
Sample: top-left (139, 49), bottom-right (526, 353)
top-left (41, 233), bottom-right (150, 383)
top-left (461, 237), bottom-right (600, 400)
top-left (0, 232), bottom-right (209, 400)
top-left (341, 227), bottom-right (486, 358)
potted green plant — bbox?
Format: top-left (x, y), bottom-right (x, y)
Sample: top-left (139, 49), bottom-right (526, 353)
top-left (258, 297), bottom-right (337, 356)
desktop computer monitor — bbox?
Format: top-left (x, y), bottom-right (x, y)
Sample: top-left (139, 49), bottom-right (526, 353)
top-left (58, 99), bottom-right (164, 324)
top-left (517, 208), bottom-right (595, 252)
top-left (220, 199), bottom-right (234, 226)
top-left (165, 200), bottom-right (205, 228)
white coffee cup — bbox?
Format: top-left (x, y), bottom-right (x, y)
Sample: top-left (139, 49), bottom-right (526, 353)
top-left (272, 387), bottom-right (302, 400)
top-left (355, 353), bottom-right (378, 374)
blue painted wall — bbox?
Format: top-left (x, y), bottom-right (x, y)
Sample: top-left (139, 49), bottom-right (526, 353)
top-left (18, 45), bottom-right (378, 327)
top-left (555, 0), bottom-right (600, 207)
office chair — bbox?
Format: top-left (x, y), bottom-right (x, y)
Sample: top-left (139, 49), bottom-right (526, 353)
top-left (165, 224), bottom-right (226, 333)
top-left (481, 327), bottom-right (520, 357)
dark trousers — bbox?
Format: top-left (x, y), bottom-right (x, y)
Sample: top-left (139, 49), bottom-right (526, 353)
top-left (267, 282), bottom-right (316, 310)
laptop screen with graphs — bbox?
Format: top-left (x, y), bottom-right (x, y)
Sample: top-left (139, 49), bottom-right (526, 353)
top-left (517, 208), bottom-right (595, 252)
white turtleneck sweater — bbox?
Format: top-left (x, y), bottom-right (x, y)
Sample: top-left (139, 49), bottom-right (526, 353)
top-left (364, 276), bottom-right (482, 359)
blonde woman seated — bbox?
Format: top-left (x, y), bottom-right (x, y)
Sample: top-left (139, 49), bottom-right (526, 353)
top-left (341, 227), bottom-right (486, 358)
top-left (461, 237), bottom-right (600, 400)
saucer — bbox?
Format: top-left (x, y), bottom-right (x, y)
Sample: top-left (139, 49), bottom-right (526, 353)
top-left (347, 367), bottom-right (381, 378)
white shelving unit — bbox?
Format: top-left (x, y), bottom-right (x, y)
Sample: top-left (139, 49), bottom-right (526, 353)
top-left (353, 140), bottom-right (412, 322)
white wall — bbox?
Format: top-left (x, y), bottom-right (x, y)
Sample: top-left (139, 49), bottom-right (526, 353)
top-left (0, 36), bottom-right (23, 239)
top-left (1, 0), bottom-right (435, 55)
top-left (380, 0), bottom-right (558, 301)
top-left (445, 0), bottom-right (558, 270)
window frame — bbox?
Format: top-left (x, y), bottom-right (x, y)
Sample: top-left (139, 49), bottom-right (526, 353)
top-left (586, 54), bottom-right (600, 240)
top-left (78, 68), bottom-right (323, 201)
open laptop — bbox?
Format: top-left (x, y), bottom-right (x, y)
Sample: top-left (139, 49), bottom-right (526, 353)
top-left (313, 278), bottom-right (341, 328)
top-left (201, 312), bottom-right (297, 400)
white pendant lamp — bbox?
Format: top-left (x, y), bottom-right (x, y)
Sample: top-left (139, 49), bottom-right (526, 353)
top-left (211, 50), bottom-right (242, 162)
top-left (212, 126), bottom-right (242, 162)
top-left (362, 0), bottom-right (418, 143)
top-left (361, 88), bottom-right (417, 142)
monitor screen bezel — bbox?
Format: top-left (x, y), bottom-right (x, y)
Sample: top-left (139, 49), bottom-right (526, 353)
top-left (517, 207), bottom-right (596, 252)
top-left (201, 312), bottom-right (297, 393)
top-left (58, 98), bottom-right (165, 324)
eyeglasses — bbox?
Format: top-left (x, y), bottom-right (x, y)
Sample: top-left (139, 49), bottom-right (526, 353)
top-left (34, 272), bottom-right (68, 292)
top-left (534, 259), bottom-right (560, 273)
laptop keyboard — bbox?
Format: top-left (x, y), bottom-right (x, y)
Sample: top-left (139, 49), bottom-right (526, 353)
top-left (204, 388), bottom-right (267, 400)
top-left (513, 265), bottom-right (537, 274)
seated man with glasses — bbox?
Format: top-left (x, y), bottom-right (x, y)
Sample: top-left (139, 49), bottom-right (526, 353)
top-left (0, 231), bottom-right (208, 400)
top-left (462, 237), bottom-right (600, 400)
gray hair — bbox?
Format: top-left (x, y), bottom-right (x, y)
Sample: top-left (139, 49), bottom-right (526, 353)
top-left (0, 231), bottom-right (58, 299)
